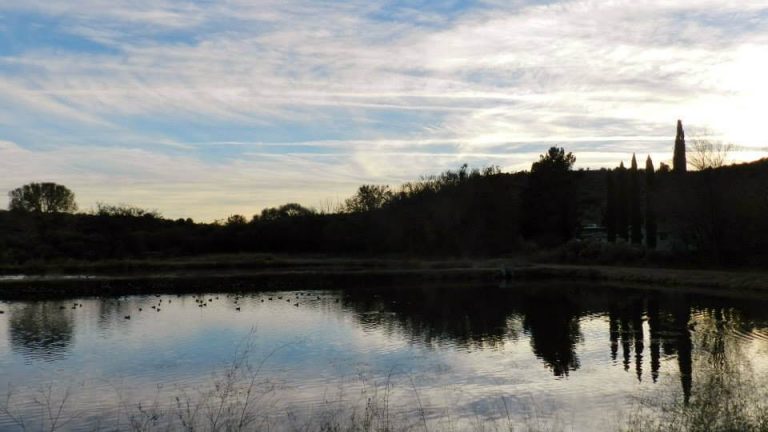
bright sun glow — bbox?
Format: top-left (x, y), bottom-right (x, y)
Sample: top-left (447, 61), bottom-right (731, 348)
top-left (1, 1), bottom-right (767, 219)
top-left (700, 45), bottom-right (768, 160)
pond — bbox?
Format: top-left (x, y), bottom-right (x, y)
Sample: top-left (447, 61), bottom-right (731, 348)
top-left (1, 280), bottom-right (767, 431)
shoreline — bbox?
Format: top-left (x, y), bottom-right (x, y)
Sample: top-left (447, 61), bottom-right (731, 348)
top-left (507, 263), bottom-right (768, 298)
top-left (0, 254), bottom-right (508, 276)
top-left (0, 264), bottom-right (500, 300)
top-left (0, 254), bottom-right (767, 300)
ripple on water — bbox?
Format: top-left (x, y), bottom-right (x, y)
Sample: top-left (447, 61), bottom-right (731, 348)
top-left (1, 286), bottom-right (768, 431)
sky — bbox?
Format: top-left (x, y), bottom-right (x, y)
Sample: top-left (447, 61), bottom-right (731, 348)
top-left (1, 0), bottom-right (767, 221)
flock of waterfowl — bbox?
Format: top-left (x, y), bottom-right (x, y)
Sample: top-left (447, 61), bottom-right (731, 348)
top-left (118, 291), bottom-right (336, 320)
top-left (0, 292), bottom-right (339, 321)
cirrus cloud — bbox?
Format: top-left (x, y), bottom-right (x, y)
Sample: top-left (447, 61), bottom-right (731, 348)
top-left (0, 0), bottom-right (766, 219)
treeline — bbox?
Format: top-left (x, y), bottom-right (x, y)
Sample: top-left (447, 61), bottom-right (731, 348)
top-left (604, 154), bottom-right (657, 247)
top-left (586, 155), bottom-right (768, 266)
top-left (657, 160), bottom-right (768, 264)
top-left (1, 148), bottom-right (767, 265)
top-left (0, 164), bottom-right (527, 261)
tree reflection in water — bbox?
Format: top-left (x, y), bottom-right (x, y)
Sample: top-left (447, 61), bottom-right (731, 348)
top-left (341, 284), bottom-right (519, 351)
top-left (340, 281), bottom-right (768, 404)
top-left (9, 301), bottom-right (74, 362)
top-left (521, 294), bottom-right (582, 377)
top-left (627, 304), bottom-right (768, 431)
top-left (342, 283), bottom-right (585, 376)
top-left (4, 281), bottom-right (768, 408)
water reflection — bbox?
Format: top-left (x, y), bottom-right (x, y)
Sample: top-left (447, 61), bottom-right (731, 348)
top-left (520, 293), bottom-right (581, 377)
top-left (339, 282), bottom-right (767, 400)
top-left (2, 281), bottom-right (768, 416)
top-left (8, 301), bottom-right (74, 361)
top-left (342, 285), bottom-right (517, 350)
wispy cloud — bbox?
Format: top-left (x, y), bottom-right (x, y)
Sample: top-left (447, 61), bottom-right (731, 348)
top-left (1, 0), bottom-right (767, 219)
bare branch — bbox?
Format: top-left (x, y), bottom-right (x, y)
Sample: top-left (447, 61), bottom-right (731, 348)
top-left (688, 128), bottom-right (734, 170)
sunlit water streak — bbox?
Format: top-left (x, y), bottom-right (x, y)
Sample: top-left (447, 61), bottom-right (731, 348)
top-left (0, 282), bottom-right (767, 431)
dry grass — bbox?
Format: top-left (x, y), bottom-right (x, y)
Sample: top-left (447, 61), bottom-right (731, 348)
top-left (509, 264), bottom-right (768, 298)
top-left (0, 329), bottom-right (565, 432)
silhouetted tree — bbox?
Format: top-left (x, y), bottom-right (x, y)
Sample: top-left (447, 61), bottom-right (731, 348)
top-left (688, 129), bottom-right (733, 170)
top-left (343, 184), bottom-right (393, 213)
top-left (605, 170), bottom-right (617, 243)
top-left (522, 147), bottom-right (578, 245)
top-left (531, 147), bottom-right (576, 173)
top-left (673, 120), bottom-right (687, 173)
top-left (8, 182), bottom-right (77, 213)
top-left (615, 162), bottom-right (629, 241)
top-left (225, 214), bottom-right (247, 226)
top-left (95, 202), bottom-right (161, 218)
top-left (630, 154), bottom-right (642, 244)
top-left (258, 203), bottom-right (315, 221)
top-left (645, 156), bottom-right (657, 249)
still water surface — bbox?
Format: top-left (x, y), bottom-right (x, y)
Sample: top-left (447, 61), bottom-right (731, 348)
top-left (1, 281), bottom-right (767, 431)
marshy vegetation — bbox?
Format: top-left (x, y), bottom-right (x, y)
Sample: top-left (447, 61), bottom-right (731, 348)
top-left (623, 308), bottom-right (768, 432)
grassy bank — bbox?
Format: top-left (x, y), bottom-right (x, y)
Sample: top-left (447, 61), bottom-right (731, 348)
top-left (2, 253), bottom-right (768, 300)
top-left (0, 253), bottom-right (512, 276)
top-left (508, 264), bottom-right (768, 298)
top-left (0, 254), bottom-right (504, 299)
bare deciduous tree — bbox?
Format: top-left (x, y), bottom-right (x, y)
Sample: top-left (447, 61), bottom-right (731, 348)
top-left (688, 129), bottom-right (734, 170)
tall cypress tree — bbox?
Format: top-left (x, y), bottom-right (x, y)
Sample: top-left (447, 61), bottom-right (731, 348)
top-left (616, 162), bottom-right (629, 242)
top-left (673, 120), bottom-right (687, 173)
top-left (605, 170), bottom-right (616, 243)
top-left (645, 156), bottom-right (657, 249)
top-left (630, 154), bottom-right (642, 244)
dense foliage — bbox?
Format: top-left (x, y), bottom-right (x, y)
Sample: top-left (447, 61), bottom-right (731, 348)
top-left (8, 183), bottom-right (77, 214)
top-left (1, 147), bottom-right (766, 265)
top-left (0, 164), bottom-right (525, 261)
top-left (521, 147), bottom-right (578, 246)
